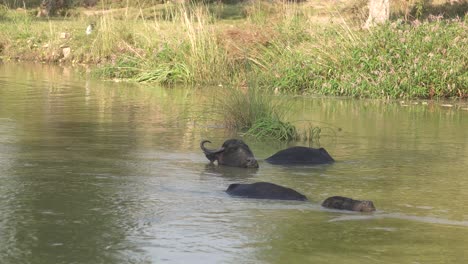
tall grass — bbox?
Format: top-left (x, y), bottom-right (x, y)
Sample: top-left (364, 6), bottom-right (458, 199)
top-left (177, 4), bottom-right (232, 84)
top-left (92, 3), bottom-right (235, 85)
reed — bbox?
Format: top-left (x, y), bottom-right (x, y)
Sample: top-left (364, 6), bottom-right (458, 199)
top-left (176, 3), bottom-right (232, 84)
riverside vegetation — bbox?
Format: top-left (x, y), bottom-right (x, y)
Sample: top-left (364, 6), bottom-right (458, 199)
top-left (0, 0), bottom-right (466, 140)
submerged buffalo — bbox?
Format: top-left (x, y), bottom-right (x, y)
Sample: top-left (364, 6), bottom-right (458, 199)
top-left (226, 182), bottom-right (308, 201)
top-left (322, 196), bottom-right (376, 212)
top-left (200, 139), bottom-right (259, 168)
top-left (266, 146), bottom-right (335, 165)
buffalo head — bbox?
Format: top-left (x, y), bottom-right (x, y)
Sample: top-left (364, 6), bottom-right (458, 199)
top-left (200, 139), bottom-right (259, 168)
top-left (322, 196), bottom-right (376, 212)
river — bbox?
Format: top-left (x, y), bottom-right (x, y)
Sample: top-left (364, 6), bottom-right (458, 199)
top-left (0, 63), bottom-right (467, 263)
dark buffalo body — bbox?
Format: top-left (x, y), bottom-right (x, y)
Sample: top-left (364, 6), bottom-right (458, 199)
top-left (265, 146), bottom-right (334, 165)
top-left (322, 196), bottom-right (376, 212)
top-left (201, 139), bottom-right (259, 168)
top-left (226, 182), bottom-right (308, 201)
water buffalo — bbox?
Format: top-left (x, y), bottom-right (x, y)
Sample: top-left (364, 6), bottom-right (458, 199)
top-left (265, 146), bottom-right (334, 165)
top-left (322, 196), bottom-right (376, 212)
top-left (200, 139), bottom-right (259, 168)
top-left (226, 182), bottom-right (308, 201)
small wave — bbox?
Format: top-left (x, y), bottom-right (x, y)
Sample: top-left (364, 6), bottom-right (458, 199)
top-left (329, 212), bottom-right (468, 227)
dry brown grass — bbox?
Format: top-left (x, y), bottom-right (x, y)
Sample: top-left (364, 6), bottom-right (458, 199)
top-left (218, 26), bottom-right (275, 61)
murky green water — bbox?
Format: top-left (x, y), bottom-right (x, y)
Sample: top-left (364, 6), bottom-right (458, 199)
top-left (0, 63), bottom-right (467, 263)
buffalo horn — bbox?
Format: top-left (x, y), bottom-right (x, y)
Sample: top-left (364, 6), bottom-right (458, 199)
top-left (200, 140), bottom-right (225, 154)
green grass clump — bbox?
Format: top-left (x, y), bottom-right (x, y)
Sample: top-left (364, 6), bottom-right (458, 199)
top-left (94, 54), bottom-right (192, 84)
top-left (134, 62), bottom-right (191, 84)
top-left (216, 87), bottom-right (298, 141)
top-left (94, 56), bottom-right (140, 79)
top-left (245, 117), bottom-right (298, 141)
top-left (215, 88), bottom-right (322, 142)
top-left (216, 88), bottom-right (285, 130)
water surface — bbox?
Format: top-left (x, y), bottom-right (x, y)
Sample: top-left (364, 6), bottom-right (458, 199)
top-left (0, 63), bottom-right (467, 263)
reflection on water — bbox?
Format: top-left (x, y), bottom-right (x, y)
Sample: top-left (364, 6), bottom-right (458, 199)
top-left (0, 63), bottom-right (467, 263)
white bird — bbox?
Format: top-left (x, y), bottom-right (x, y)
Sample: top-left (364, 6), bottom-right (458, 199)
top-left (86, 24), bottom-right (93, 35)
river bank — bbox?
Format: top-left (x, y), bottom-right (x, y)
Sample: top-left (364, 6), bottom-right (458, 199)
top-left (0, 1), bottom-right (466, 99)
